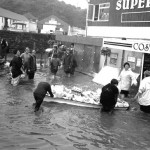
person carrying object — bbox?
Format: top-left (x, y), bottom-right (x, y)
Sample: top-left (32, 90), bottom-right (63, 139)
top-left (118, 62), bottom-right (137, 99)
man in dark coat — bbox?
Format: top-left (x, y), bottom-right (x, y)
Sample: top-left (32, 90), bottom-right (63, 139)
top-left (63, 48), bottom-right (77, 77)
top-left (100, 79), bottom-right (119, 112)
top-left (27, 50), bottom-right (37, 79)
top-left (33, 82), bottom-right (54, 112)
top-left (9, 49), bottom-right (24, 86)
top-left (0, 38), bottom-right (9, 61)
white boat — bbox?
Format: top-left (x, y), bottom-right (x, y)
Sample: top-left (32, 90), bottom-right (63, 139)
top-left (44, 96), bottom-right (130, 110)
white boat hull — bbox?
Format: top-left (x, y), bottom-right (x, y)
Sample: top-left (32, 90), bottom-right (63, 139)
top-left (44, 96), bottom-right (129, 110)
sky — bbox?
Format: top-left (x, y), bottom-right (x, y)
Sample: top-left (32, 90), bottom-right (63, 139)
top-left (58, 0), bottom-right (88, 9)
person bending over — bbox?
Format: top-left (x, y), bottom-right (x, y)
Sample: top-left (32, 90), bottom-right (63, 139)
top-left (33, 82), bottom-right (54, 112)
top-left (100, 79), bottom-right (119, 112)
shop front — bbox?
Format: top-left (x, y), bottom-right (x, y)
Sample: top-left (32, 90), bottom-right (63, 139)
top-left (103, 38), bottom-right (150, 82)
top-left (93, 37), bottom-right (150, 98)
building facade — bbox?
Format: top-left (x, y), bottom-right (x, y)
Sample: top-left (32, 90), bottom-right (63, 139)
top-left (38, 15), bottom-right (69, 35)
top-left (23, 13), bottom-right (38, 33)
top-left (87, 0), bottom-right (150, 79)
top-left (0, 7), bottom-right (38, 33)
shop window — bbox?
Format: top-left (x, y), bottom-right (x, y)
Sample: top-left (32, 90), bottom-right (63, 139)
top-left (16, 24), bottom-right (22, 30)
top-left (110, 53), bottom-right (118, 65)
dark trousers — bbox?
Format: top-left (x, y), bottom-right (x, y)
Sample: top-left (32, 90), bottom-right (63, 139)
top-left (28, 72), bottom-right (35, 79)
top-left (33, 93), bottom-right (44, 111)
top-left (140, 105), bottom-right (150, 113)
top-left (101, 105), bottom-right (115, 112)
top-left (120, 90), bottom-right (129, 97)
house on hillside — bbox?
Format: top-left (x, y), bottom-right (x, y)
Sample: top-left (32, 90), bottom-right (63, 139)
top-left (38, 15), bottom-right (69, 35)
top-left (0, 7), bottom-right (29, 32)
top-left (86, 0), bottom-right (150, 81)
top-left (23, 13), bottom-right (38, 33)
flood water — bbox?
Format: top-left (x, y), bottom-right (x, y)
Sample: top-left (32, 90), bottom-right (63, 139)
top-left (0, 69), bottom-right (150, 150)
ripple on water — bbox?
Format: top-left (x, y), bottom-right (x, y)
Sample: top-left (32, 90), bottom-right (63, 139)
top-left (0, 71), bottom-right (150, 150)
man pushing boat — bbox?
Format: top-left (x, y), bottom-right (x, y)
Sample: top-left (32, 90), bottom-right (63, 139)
top-left (33, 82), bottom-right (54, 112)
top-left (100, 79), bottom-right (119, 112)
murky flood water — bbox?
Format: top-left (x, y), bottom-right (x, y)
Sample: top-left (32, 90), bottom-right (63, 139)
top-left (0, 69), bottom-right (150, 150)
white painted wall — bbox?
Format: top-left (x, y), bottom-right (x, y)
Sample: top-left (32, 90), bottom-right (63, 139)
top-left (41, 24), bottom-right (56, 34)
top-left (28, 22), bottom-right (38, 33)
top-left (87, 26), bottom-right (150, 40)
top-left (0, 17), bottom-right (4, 29)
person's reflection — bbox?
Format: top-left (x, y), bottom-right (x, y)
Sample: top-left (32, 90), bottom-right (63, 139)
top-left (99, 110), bottom-right (116, 129)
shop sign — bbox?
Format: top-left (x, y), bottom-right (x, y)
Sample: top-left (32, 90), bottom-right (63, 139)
top-left (116, 0), bottom-right (150, 10)
top-left (103, 38), bottom-right (150, 53)
top-left (133, 42), bottom-right (150, 52)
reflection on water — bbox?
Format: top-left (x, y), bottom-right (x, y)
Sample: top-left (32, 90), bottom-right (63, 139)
top-left (0, 71), bottom-right (150, 150)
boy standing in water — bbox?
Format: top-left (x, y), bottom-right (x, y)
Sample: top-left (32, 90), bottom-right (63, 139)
top-left (50, 53), bottom-right (61, 79)
top-left (20, 47), bottom-right (31, 72)
top-left (33, 82), bottom-right (54, 112)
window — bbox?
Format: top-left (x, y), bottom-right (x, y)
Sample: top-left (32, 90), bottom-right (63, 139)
top-left (94, 5), bottom-right (99, 21)
top-left (99, 3), bottom-right (110, 21)
top-left (110, 53), bottom-right (118, 65)
top-left (92, 3), bottom-right (110, 22)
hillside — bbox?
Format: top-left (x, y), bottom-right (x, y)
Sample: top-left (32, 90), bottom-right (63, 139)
top-left (0, 0), bottom-right (86, 29)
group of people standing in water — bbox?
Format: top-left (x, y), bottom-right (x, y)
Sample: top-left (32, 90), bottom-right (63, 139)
top-left (9, 47), bottom-right (37, 86)
top-left (8, 43), bottom-right (78, 112)
top-left (48, 43), bottom-right (77, 79)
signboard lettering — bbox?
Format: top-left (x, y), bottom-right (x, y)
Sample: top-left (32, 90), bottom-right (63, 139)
top-left (116, 0), bottom-right (150, 10)
top-left (103, 38), bottom-right (150, 54)
top-left (133, 43), bottom-right (150, 51)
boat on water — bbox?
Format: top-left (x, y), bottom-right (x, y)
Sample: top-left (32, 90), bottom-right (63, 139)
top-left (44, 96), bottom-right (130, 110)
top-left (44, 85), bottom-right (130, 110)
